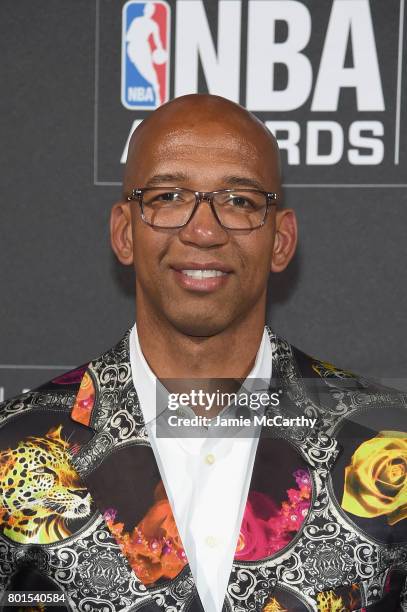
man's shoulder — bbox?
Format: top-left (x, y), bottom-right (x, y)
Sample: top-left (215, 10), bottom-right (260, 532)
top-left (0, 363), bottom-right (89, 421)
top-left (0, 326), bottom-right (133, 435)
top-left (0, 328), bottom-right (133, 421)
top-left (272, 332), bottom-right (407, 402)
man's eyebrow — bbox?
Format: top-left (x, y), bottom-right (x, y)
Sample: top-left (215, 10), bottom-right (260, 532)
top-left (145, 173), bottom-right (189, 186)
top-left (144, 173), bottom-right (267, 190)
top-left (222, 176), bottom-right (266, 190)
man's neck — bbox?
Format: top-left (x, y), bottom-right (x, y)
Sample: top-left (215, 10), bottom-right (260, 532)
top-left (135, 309), bottom-right (266, 381)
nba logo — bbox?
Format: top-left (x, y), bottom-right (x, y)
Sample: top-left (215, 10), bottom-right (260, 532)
top-left (121, 1), bottom-right (170, 110)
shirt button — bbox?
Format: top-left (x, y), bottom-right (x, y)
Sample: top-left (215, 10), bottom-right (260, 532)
top-left (205, 453), bottom-right (215, 465)
top-left (205, 535), bottom-right (218, 548)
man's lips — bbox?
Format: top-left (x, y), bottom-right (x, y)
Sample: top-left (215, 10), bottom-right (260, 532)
top-left (170, 262), bottom-right (233, 292)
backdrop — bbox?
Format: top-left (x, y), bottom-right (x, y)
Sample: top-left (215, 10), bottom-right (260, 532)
top-left (1, 0), bottom-right (406, 400)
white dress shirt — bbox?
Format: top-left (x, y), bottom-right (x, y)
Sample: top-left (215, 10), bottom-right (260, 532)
top-left (129, 323), bottom-right (272, 612)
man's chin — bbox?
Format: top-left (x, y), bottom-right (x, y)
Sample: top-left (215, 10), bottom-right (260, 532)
top-left (168, 313), bottom-right (233, 338)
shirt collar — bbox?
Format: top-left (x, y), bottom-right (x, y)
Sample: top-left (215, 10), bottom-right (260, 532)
top-left (130, 321), bottom-right (273, 428)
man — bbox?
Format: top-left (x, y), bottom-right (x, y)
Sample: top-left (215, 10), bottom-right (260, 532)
top-left (0, 95), bottom-right (406, 612)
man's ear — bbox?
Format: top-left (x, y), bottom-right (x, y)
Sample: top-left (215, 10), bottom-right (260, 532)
top-left (271, 208), bottom-right (298, 273)
top-left (110, 201), bottom-right (134, 265)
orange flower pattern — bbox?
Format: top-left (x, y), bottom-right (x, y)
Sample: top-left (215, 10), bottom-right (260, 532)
top-left (71, 372), bottom-right (95, 427)
top-left (103, 481), bottom-right (187, 584)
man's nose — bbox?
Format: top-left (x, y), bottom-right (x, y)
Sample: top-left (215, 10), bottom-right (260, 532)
top-left (178, 196), bottom-right (229, 247)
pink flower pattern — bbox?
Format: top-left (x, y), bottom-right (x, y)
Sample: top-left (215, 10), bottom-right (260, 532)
top-left (235, 469), bottom-right (312, 560)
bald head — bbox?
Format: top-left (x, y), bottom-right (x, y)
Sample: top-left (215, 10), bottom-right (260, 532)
top-left (123, 94), bottom-right (281, 196)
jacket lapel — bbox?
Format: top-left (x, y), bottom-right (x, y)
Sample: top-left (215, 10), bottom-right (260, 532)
top-left (67, 326), bottom-right (343, 611)
top-left (221, 328), bottom-right (343, 611)
top-left (68, 329), bottom-right (199, 609)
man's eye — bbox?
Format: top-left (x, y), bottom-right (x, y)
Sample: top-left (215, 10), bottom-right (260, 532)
top-left (229, 196), bottom-right (252, 208)
top-left (156, 192), bottom-right (179, 202)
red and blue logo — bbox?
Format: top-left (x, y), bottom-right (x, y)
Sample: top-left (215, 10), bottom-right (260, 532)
top-left (121, 1), bottom-right (170, 110)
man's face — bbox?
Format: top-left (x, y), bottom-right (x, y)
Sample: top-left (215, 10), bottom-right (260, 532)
top-left (112, 102), bottom-right (296, 337)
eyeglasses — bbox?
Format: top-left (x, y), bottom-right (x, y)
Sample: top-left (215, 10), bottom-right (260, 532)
top-left (126, 187), bottom-right (278, 230)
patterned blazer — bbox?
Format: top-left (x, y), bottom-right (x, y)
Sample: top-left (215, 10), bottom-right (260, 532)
top-left (0, 326), bottom-right (406, 612)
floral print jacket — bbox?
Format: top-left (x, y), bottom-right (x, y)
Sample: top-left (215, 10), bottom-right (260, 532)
top-left (0, 326), bottom-right (406, 612)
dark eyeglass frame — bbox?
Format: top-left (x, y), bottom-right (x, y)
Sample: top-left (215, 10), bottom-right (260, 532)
top-left (126, 187), bottom-right (278, 230)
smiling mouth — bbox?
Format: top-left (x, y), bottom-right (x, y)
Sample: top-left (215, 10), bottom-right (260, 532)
top-left (171, 265), bottom-right (231, 292)
top-left (181, 269), bottom-right (228, 279)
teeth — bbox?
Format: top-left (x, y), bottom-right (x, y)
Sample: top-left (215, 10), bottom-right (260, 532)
top-left (181, 269), bottom-right (227, 279)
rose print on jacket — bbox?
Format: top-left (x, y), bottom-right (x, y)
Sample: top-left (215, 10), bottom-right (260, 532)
top-left (235, 469), bottom-right (312, 560)
top-left (342, 430), bottom-right (407, 525)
